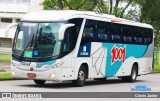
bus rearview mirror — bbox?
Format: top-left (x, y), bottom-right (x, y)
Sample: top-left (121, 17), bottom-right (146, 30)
top-left (59, 23), bottom-right (75, 40)
top-left (5, 23), bottom-right (18, 38)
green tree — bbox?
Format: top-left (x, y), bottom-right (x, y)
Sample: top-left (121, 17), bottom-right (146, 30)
top-left (42, 0), bottom-right (64, 10)
top-left (42, 0), bottom-right (107, 12)
top-left (106, 0), bottom-right (145, 18)
top-left (42, 0), bottom-right (144, 18)
top-left (140, 0), bottom-right (160, 47)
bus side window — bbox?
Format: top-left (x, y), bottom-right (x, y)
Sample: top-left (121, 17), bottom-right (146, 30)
top-left (132, 27), bottom-right (141, 44)
top-left (122, 26), bottom-right (132, 43)
top-left (63, 18), bottom-right (83, 53)
top-left (110, 24), bottom-right (121, 43)
top-left (97, 21), bottom-right (109, 42)
top-left (143, 28), bottom-right (153, 44)
top-left (81, 19), bottom-right (95, 45)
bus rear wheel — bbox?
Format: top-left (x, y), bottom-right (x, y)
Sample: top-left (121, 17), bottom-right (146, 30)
top-left (34, 80), bottom-right (46, 85)
top-left (72, 66), bottom-right (86, 87)
top-left (122, 66), bottom-right (138, 82)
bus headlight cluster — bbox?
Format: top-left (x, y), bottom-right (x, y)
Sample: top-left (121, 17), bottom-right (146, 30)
top-left (45, 62), bottom-right (64, 70)
top-left (51, 63), bottom-right (61, 69)
top-left (49, 74), bottom-right (55, 78)
top-left (11, 71), bottom-right (16, 76)
top-left (12, 62), bottom-right (19, 67)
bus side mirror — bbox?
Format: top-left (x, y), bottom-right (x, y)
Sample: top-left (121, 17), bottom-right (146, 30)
top-left (5, 23), bottom-right (18, 38)
top-left (59, 24), bottom-right (75, 40)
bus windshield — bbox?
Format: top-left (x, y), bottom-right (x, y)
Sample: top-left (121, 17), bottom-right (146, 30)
top-left (13, 22), bottom-right (65, 58)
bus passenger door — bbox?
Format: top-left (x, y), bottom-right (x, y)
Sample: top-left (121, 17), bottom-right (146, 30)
top-left (61, 18), bottom-right (83, 79)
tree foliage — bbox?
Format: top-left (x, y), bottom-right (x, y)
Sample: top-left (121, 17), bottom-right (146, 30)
top-left (42, 0), bottom-right (144, 17)
top-left (140, 0), bottom-right (160, 47)
top-left (42, 0), bottom-right (105, 12)
top-left (42, 0), bottom-right (160, 47)
top-left (42, 0), bottom-right (143, 18)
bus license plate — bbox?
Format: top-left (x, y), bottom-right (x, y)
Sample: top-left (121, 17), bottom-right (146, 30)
top-left (27, 73), bottom-right (36, 78)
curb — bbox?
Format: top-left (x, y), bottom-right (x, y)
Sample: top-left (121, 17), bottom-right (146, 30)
top-left (151, 72), bottom-right (160, 74)
top-left (0, 78), bottom-right (28, 81)
top-left (0, 72), bottom-right (28, 81)
top-left (0, 72), bottom-right (11, 74)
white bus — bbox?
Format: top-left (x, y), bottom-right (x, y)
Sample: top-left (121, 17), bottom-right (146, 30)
top-left (10, 10), bottom-right (154, 87)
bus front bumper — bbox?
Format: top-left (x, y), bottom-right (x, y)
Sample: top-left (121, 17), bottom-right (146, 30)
top-left (11, 66), bottom-right (62, 81)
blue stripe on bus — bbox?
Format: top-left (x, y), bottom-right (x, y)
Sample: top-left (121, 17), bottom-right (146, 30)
top-left (102, 43), bottom-right (148, 77)
top-left (12, 57), bottom-right (55, 68)
top-left (12, 58), bottom-right (22, 62)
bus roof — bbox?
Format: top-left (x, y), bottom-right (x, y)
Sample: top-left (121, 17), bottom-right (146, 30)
top-left (21, 10), bottom-right (153, 29)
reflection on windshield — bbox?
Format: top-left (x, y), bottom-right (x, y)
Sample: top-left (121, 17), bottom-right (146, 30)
top-left (13, 22), bottom-right (64, 58)
top-left (35, 22), bottom-right (64, 57)
top-left (14, 23), bottom-right (38, 56)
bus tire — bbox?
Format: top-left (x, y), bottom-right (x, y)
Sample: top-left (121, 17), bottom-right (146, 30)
top-left (34, 80), bottom-right (46, 85)
top-left (94, 78), bottom-right (106, 81)
top-left (72, 66), bottom-right (86, 87)
top-left (122, 65), bottom-right (138, 82)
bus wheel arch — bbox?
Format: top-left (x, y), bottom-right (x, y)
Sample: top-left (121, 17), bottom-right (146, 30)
top-left (81, 63), bottom-right (89, 79)
top-left (122, 62), bottom-right (138, 82)
top-left (72, 63), bottom-right (89, 87)
top-left (129, 63), bottom-right (138, 82)
top-left (133, 62), bottom-right (139, 75)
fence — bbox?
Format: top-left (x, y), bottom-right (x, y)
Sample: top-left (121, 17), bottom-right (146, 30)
top-left (0, 38), bottom-right (12, 48)
top-left (0, 47), bottom-right (11, 54)
top-left (154, 48), bottom-right (160, 64)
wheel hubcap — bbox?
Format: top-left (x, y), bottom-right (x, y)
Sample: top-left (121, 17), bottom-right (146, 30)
top-left (132, 69), bottom-right (137, 80)
top-left (79, 71), bottom-right (85, 81)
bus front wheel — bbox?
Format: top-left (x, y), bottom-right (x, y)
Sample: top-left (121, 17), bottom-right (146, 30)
top-left (34, 80), bottom-right (46, 85)
top-left (72, 66), bottom-right (86, 87)
top-left (94, 78), bottom-right (106, 81)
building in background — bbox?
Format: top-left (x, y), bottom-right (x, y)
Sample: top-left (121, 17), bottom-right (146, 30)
top-left (0, 0), bottom-right (44, 48)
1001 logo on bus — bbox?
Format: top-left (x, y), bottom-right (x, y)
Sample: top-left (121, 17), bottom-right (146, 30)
top-left (111, 45), bottom-right (126, 64)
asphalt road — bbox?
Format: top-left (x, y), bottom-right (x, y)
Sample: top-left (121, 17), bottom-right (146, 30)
top-left (0, 73), bottom-right (160, 92)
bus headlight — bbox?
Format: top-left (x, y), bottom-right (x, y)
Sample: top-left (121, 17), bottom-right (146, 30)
top-left (52, 63), bottom-right (61, 69)
top-left (45, 61), bottom-right (64, 70)
top-left (12, 62), bottom-right (19, 67)
top-left (49, 74), bottom-right (55, 78)
top-left (11, 71), bottom-right (16, 76)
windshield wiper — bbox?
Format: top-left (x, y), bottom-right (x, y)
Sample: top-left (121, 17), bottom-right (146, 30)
top-left (21, 34), bottom-right (34, 57)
